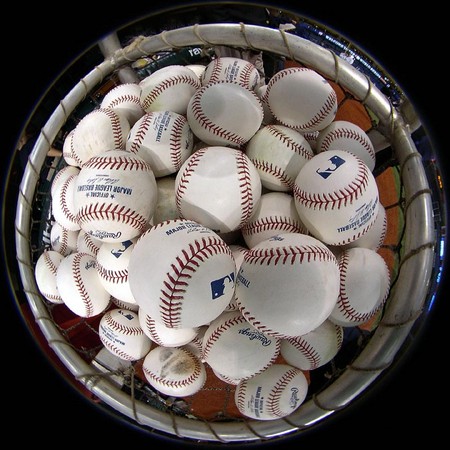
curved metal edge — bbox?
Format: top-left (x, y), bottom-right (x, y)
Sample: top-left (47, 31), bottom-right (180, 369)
top-left (13, 23), bottom-right (436, 443)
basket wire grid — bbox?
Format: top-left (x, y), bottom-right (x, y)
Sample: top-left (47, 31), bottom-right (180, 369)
top-left (13, 22), bottom-right (440, 443)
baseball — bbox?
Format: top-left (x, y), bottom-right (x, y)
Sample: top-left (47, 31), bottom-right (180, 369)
top-left (139, 65), bottom-right (201, 115)
top-left (255, 84), bottom-right (275, 125)
top-left (111, 297), bottom-right (139, 312)
top-left (128, 219), bottom-right (236, 329)
top-left (265, 67), bottom-right (337, 132)
top-left (152, 175), bottom-right (179, 225)
top-left (76, 229), bottom-right (102, 257)
top-left (200, 56), bottom-right (261, 90)
top-left (51, 164), bottom-right (80, 197)
top-left (241, 191), bottom-right (307, 249)
top-left (235, 232), bottom-right (340, 338)
top-left (234, 363), bottom-right (308, 420)
top-left (126, 110), bottom-right (194, 177)
top-left (293, 150), bottom-right (380, 246)
top-left (186, 81), bottom-right (263, 147)
top-left (245, 124), bottom-right (314, 192)
top-left (96, 238), bottom-right (138, 304)
top-left (328, 247), bottom-right (391, 327)
top-left (50, 221), bottom-right (79, 256)
top-left (138, 308), bottom-right (199, 347)
top-left (315, 120), bottom-right (376, 172)
top-left (74, 149), bottom-right (157, 243)
top-left (55, 252), bottom-right (111, 317)
top-left (70, 108), bottom-right (130, 167)
top-left (142, 346), bottom-right (207, 397)
top-left (100, 82), bottom-right (144, 126)
top-left (344, 203), bottom-right (387, 251)
top-left (202, 310), bottom-right (281, 381)
top-left (51, 173), bottom-right (81, 232)
top-left (34, 250), bottom-right (65, 304)
top-left (99, 308), bottom-right (152, 361)
top-left (175, 146), bottom-right (262, 234)
top-left (61, 130), bottom-right (79, 167)
top-left (280, 319), bottom-right (344, 371)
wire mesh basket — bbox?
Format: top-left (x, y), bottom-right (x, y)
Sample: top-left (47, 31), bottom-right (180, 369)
top-left (9, 13), bottom-right (445, 445)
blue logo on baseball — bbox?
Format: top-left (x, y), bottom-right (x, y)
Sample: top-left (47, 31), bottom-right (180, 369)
top-left (316, 154), bottom-right (346, 179)
top-left (210, 273), bottom-right (235, 300)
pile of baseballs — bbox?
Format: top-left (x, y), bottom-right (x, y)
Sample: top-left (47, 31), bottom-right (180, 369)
top-left (34, 56), bottom-right (391, 421)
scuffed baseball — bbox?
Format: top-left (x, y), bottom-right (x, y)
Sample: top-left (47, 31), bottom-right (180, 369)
top-left (280, 320), bottom-right (344, 371)
top-left (234, 363), bottom-right (308, 420)
top-left (241, 192), bottom-right (307, 249)
top-left (265, 67), bottom-right (337, 132)
top-left (139, 65), bottom-right (201, 115)
top-left (55, 252), bottom-right (110, 317)
top-left (328, 247), bottom-right (391, 327)
top-left (202, 310), bottom-right (281, 380)
top-left (142, 346), bottom-right (207, 397)
top-left (99, 308), bottom-right (152, 361)
top-left (126, 110), bottom-right (194, 177)
top-left (245, 124), bottom-right (314, 192)
top-left (235, 233), bottom-right (340, 338)
top-left (186, 81), bottom-right (263, 147)
top-left (175, 146), bottom-right (262, 234)
top-left (35, 250), bottom-right (65, 304)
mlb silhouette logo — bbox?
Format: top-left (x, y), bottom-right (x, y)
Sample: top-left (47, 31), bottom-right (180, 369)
top-left (210, 273), bottom-right (235, 300)
top-left (316, 154), bottom-right (346, 179)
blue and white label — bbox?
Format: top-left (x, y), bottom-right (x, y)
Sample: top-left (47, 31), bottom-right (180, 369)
top-left (210, 273), bottom-right (235, 299)
top-left (316, 154), bottom-right (346, 179)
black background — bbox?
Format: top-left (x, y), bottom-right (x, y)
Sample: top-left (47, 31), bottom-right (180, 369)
top-left (4, 1), bottom-right (448, 446)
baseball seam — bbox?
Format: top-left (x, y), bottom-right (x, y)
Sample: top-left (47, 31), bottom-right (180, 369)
top-left (55, 175), bottom-right (79, 227)
top-left (320, 128), bottom-right (375, 162)
top-left (143, 316), bottom-right (165, 345)
top-left (103, 312), bottom-right (143, 336)
top-left (250, 160), bottom-right (293, 189)
top-left (242, 216), bottom-right (304, 236)
top-left (126, 113), bottom-right (153, 156)
top-left (141, 75), bottom-right (200, 111)
top-left (236, 150), bottom-right (256, 228)
top-left (83, 154), bottom-right (150, 172)
top-left (266, 125), bottom-right (313, 159)
top-left (100, 339), bottom-right (137, 361)
top-left (72, 253), bottom-right (94, 316)
top-left (293, 159), bottom-right (370, 210)
top-left (189, 83), bottom-right (250, 146)
top-left (266, 368), bottom-right (300, 417)
top-left (285, 337), bottom-right (321, 369)
top-left (97, 264), bottom-right (128, 284)
top-left (170, 115), bottom-right (187, 171)
top-left (104, 94), bottom-right (142, 109)
top-left (159, 236), bottom-right (233, 328)
top-left (100, 108), bottom-right (125, 150)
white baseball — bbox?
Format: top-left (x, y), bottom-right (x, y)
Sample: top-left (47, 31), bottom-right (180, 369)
top-left (51, 173), bottom-right (81, 232)
top-left (181, 325), bottom-right (207, 359)
top-left (316, 120), bottom-right (376, 171)
top-left (139, 65), bottom-right (201, 115)
top-left (212, 368), bottom-right (243, 386)
top-left (100, 83), bottom-right (145, 126)
top-left (96, 238), bottom-right (137, 304)
top-left (126, 110), bottom-right (194, 177)
top-left (152, 175), bottom-right (179, 225)
top-left (55, 252), bottom-right (110, 317)
top-left (235, 233), bottom-right (340, 338)
top-left (35, 250), bottom-right (65, 304)
top-left (344, 203), bottom-right (387, 252)
top-left (74, 149), bottom-right (157, 243)
top-left (76, 229), bottom-right (102, 257)
top-left (293, 150), bottom-right (380, 246)
top-left (265, 67), bottom-right (337, 132)
top-left (111, 297), bottom-right (139, 312)
top-left (61, 130), bottom-right (79, 167)
top-left (51, 164), bottom-right (80, 197)
top-left (50, 221), bottom-right (79, 256)
top-left (241, 191), bottom-right (307, 249)
top-left (328, 247), bottom-right (391, 327)
top-left (99, 308), bottom-right (152, 361)
top-left (142, 346), bottom-right (206, 397)
top-left (200, 56), bottom-right (260, 90)
top-left (234, 363), bottom-right (308, 420)
top-left (175, 146), bottom-right (262, 234)
top-left (280, 319), bottom-right (344, 371)
top-left (255, 84), bottom-right (275, 125)
top-left (186, 81), bottom-right (263, 147)
top-left (245, 124), bottom-right (314, 192)
top-left (185, 64), bottom-right (207, 79)
top-left (202, 310), bottom-right (281, 381)
top-left (71, 108), bottom-right (130, 167)
top-left (128, 219), bottom-right (236, 329)
top-left (138, 308), bottom-right (199, 347)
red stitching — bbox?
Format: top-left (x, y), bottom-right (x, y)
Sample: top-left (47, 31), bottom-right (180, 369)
top-left (103, 311), bottom-right (143, 336)
top-left (43, 251), bottom-right (59, 276)
top-left (250, 160), bottom-right (293, 189)
top-left (159, 236), bottom-right (233, 328)
top-left (266, 367), bottom-right (301, 417)
top-left (242, 216), bottom-right (303, 236)
top-left (56, 175), bottom-right (78, 225)
top-left (236, 150), bottom-right (256, 228)
top-left (72, 253), bottom-right (95, 316)
top-left (83, 154), bottom-right (151, 172)
top-left (126, 113), bottom-right (152, 156)
top-left (141, 74), bottom-right (200, 111)
top-left (293, 158), bottom-right (371, 210)
top-left (265, 125), bottom-right (313, 159)
top-left (97, 263), bottom-right (128, 284)
top-left (105, 93), bottom-right (141, 109)
top-left (77, 203), bottom-right (148, 234)
top-left (320, 127), bottom-right (375, 161)
top-left (284, 336), bottom-right (321, 369)
top-left (99, 108), bottom-right (126, 149)
top-left (170, 114), bottom-right (188, 171)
